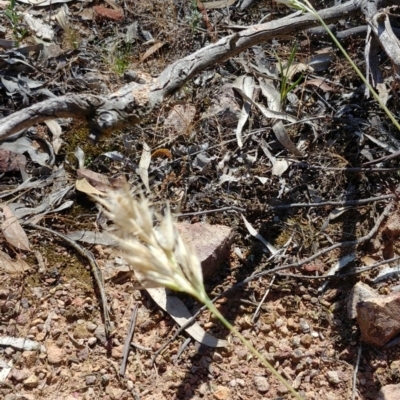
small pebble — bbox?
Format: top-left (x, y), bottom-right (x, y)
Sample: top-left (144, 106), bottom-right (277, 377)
top-left (327, 370), bottom-right (340, 385)
top-left (292, 336), bottom-right (301, 347)
top-left (253, 375), bottom-right (269, 393)
top-left (236, 378), bottom-right (245, 387)
top-left (102, 374), bottom-right (111, 386)
top-left (5, 347), bottom-right (14, 356)
top-left (311, 331), bottom-right (319, 338)
top-left (277, 383), bottom-right (289, 394)
top-left (85, 375), bottom-right (96, 386)
top-left (213, 385), bottom-right (231, 399)
top-left (299, 318), bottom-right (310, 332)
top-left (275, 318), bottom-right (284, 328)
top-left (88, 337), bottom-right (97, 347)
top-left (292, 349), bottom-right (303, 362)
top-left (86, 322), bottom-right (97, 332)
top-left (24, 374), bottom-right (39, 388)
top-left (300, 334), bottom-right (312, 348)
top-left (12, 369), bottom-right (29, 382)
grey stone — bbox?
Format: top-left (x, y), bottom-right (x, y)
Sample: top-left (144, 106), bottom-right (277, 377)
top-left (253, 375), bottom-right (269, 393)
top-left (299, 318), bottom-right (310, 332)
top-left (292, 349), bottom-right (303, 362)
top-left (85, 375), bottom-right (97, 385)
top-left (348, 282), bottom-right (377, 319)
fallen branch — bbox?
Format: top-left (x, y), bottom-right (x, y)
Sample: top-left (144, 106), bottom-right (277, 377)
top-left (0, 1), bottom-right (359, 142)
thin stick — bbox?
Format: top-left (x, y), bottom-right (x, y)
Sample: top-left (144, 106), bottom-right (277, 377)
top-left (291, 162), bottom-right (400, 173)
top-left (251, 275), bottom-right (275, 323)
top-left (271, 194), bottom-right (395, 209)
top-left (176, 205), bottom-right (246, 217)
top-left (26, 223), bottom-right (112, 340)
top-left (119, 304), bottom-right (139, 377)
top-left (352, 345), bottom-right (362, 400)
top-left (363, 150), bottom-right (400, 166)
top-left (275, 255), bottom-right (400, 280)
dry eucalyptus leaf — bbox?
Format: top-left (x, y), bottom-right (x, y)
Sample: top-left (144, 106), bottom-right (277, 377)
top-left (2, 205), bottom-right (31, 251)
top-left (271, 159), bottom-right (289, 176)
top-left (144, 284), bottom-right (228, 347)
top-left (138, 142), bottom-right (151, 192)
top-left (202, 0), bottom-right (236, 8)
top-left (232, 75), bottom-right (255, 148)
top-left (75, 178), bottom-right (105, 196)
top-left (0, 250), bottom-right (31, 273)
top-left (76, 168), bottom-right (126, 193)
top-left (139, 42), bottom-right (166, 64)
top-left (45, 120), bottom-right (63, 155)
top-left (272, 120), bottom-right (303, 157)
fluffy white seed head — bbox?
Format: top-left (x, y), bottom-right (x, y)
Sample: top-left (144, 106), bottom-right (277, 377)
top-left (95, 191), bottom-right (207, 302)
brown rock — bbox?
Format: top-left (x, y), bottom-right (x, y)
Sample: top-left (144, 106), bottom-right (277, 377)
top-left (300, 334), bottom-right (312, 348)
top-left (176, 222), bottom-right (233, 278)
top-left (347, 282), bottom-right (377, 319)
top-left (11, 368), bottom-right (30, 382)
top-left (383, 212), bottom-right (400, 238)
top-left (47, 343), bottom-right (65, 364)
top-left (164, 104), bottom-right (196, 136)
top-left (16, 313), bottom-right (29, 326)
top-left (105, 386), bottom-right (125, 399)
top-left (213, 385), bottom-right (231, 399)
top-left (21, 351), bottom-right (37, 368)
top-left (356, 292), bottom-right (400, 346)
top-left (111, 345), bottom-right (124, 359)
top-left (24, 374), bottom-right (39, 389)
top-left (94, 6), bottom-right (124, 22)
top-left (377, 383), bottom-right (400, 400)
top-left (73, 323), bottom-right (90, 339)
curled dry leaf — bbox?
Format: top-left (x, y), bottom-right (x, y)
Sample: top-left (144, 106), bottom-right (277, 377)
top-left (138, 142), bottom-right (151, 192)
top-left (139, 41), bottom-right (166, 64)
top-left (76, 169), bottom-right (127, 193)
top-left (1, 205), bottom-right (31, 251)
top-left (0, 250), bottom-right (31, 273)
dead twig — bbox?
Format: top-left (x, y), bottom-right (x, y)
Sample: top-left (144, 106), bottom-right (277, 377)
top-left (352, 345), bottom-right (362, 400)
top-left (292, 162), bottom-right (400, 172)
top-left (275, 255), bottom-right (400, 280)
top-left (26, 223), bottom-right (112, 340)
top-left (271, 194), bottom-right (395, 209)
top-left (119, 304), bottom-right (139, 377)
top-left (176, 205), bottom-right (246, 217)
top-left (251, 275), bottom-right (275, 323)
top-left (362, 149), bottom-right (400, 166)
